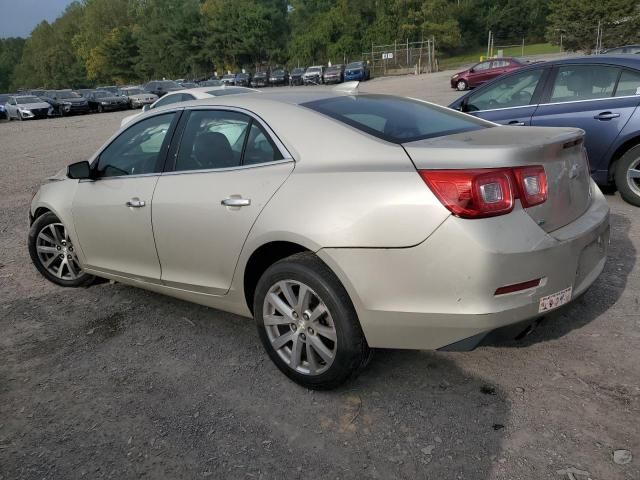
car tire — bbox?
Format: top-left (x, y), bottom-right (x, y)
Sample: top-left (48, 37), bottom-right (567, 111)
top-left (254, 252), bottom-right (371, 390)
top-left (28, 212), bottom-right (95, 287)
top-left (97, 105), bottom-right (104, 113)
top-left (456, 80), bottom-right (468, 91)
top-left (614, 145), bottom-right (640, 207)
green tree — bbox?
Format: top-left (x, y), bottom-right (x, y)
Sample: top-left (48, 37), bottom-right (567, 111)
top-left (546, 0), bottom-right (640, 51)
top-left (0, 37), bottom-right (25, 91)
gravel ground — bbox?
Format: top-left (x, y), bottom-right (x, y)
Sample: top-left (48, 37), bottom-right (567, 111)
top-left (0, 73), bottom-right (638, 480)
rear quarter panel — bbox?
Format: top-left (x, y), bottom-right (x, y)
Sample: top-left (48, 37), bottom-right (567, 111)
top-left (240, 102), bottom-right (450, 251)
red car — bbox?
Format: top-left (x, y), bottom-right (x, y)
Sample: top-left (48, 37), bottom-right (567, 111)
top-left (450, 57), bottom-right (523, 91)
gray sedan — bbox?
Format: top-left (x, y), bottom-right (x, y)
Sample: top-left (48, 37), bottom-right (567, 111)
top-left (28, 89), bottom-right (609, 389)
top-left (5, 95), bottom-right (51, 120)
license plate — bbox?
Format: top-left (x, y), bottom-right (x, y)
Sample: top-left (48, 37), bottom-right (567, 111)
top-left (538, 287), bottom-right (572, 313)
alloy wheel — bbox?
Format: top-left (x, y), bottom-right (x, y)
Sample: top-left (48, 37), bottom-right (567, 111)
top-left (627, 156), bottom-right (640, 197)
top-left (263, 280), bottom-right (337, 376)
top-left (456, 80), bottom-right (467, 91)
top-left (35, 222), bottom-right (83, 280)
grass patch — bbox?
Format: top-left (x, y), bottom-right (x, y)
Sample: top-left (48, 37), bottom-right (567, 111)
top-left (440, 43), bottom-right (562, 70)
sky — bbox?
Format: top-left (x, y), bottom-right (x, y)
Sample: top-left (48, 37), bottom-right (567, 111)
top-left (0, 0), bottom-right (75, 38)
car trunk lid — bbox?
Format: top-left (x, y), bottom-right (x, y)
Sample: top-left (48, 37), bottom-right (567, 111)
top-left (403, 126), bottom-right (592, 232)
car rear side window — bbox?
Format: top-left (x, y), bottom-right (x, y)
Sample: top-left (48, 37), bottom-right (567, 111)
top-left (304, 94), bottom-right (487, 143)
top-left (174, 110), bottom-right (250, 171)
top-left (550, 65), bottom-right (619, 102)
top-left (615, 70), bottom-right (640, 97)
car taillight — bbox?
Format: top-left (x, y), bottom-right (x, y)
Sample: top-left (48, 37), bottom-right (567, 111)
top-left (512, 165), bottom-right (547, 207)
top-left (418, 169), bottom-right (514, 218)
top-left (419, 166), bottom-right (548, 219)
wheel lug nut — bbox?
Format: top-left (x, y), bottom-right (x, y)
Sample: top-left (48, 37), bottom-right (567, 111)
top-left (300, 333), bottom-right (306, 341)
top-left (59, 254), bottom-right (64, 258)
top-left (303, 313), bottom-right (309, 320)
top-left (56, 246), bottom-right (61, 250)
top-left (308, 327), bottom-right (314, 335)
top-left (292, 311), bottom-right (298, 318)
top-left (67, 255), bottom-right (72, 259)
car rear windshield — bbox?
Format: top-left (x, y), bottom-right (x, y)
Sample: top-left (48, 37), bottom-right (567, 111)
top-left (346, 62), bottom-right (364, 69)
top-left (57, 91), bottom-right (81, 99)
top-left (303, 94), bottom-right (488, 143)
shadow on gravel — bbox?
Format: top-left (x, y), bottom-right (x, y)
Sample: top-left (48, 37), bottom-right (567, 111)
top-left (490, 212), bottom-right (635, 349)
top-left (0, 284), bottom-right (507, 480)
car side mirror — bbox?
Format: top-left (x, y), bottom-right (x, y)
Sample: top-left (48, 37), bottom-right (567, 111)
top-left (67, 160), bottom-right (92, 180)
top-left (142, 104), bottom-right (150, 112)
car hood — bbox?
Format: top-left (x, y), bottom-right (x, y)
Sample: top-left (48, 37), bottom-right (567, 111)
top-left (18, 101), bottom-right (51, 109)
top-left (58, 97), bottom-right (87, 104)
top-left (128, 93), bottom-right (156, 100)
top-left (452, 69), bottom-right (470, 77)
top-left (96, 96), bottom-right (127, 102)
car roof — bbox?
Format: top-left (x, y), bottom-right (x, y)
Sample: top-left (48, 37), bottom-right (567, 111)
top-left (530, 54), bottom-right (640, 69)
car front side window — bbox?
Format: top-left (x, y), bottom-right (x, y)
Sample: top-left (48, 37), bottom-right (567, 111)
top-left (549, 65), bottom-right (619, 103)
top-left (473, 62), bottom-right (491, 72)
top-left (466, 69), bottom-right (543, 112)
top-left (94, 113), bottom-right (175, 178)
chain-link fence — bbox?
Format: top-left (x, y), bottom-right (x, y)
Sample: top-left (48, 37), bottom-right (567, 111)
top-left (362, 38), bottom-right (438, 77)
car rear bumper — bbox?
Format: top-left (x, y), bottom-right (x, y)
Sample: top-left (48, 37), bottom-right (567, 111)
top-left (318, 182), bottom-right (610, 350)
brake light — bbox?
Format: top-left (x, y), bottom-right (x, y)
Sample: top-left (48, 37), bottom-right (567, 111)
top-left (419, 166), bottom-right (547, 219)
top-left (418, 169), bottom-right (514, 218)
top-left (512, 166), bottom-right (547, 207)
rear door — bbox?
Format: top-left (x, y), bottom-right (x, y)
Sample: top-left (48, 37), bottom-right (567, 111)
top-left (463, 67), bottom-right (548, 126)
top-left (151, 109), bottom-right (294, 295)
top-left (531, 65), bottom-right (640, 172)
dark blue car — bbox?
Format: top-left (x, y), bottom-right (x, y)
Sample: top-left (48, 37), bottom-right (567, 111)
top-left (449, 55), bottom-right (640, 206)
top-left (344, 61), bottom-right (370, 82)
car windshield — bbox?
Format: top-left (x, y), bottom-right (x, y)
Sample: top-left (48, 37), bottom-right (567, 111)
top-left (303, 94), bottom-right (488, 143)
top-left (346, 62), bottom-right (364, 69)
top-left (237, 74), bottom-right (249, 79)
top-left (272, 70), bottom-right (285, 75)
top-left (222, 74), bottom-right (236, 79)
top-left (207, 87), bottom-right (254, 97)
top-left (200, 80), bottom-right (222, 86)
top-left (57, 91), bottom-right (81, 99)
top-left (292, 68), bottom-right (305, 74)
top-left (326, 66), bottom-right (340, 72)
top-left (307, 67), bottom-right (321, 73)
top-left (94, 91), bottom-right (110, 98)
top-left (159, 81), bottom-right (179, 89)
top-left (123, 88), bottom-right (144, 95)
top-left (0, 95), bottom-right (9, 103)
top-left (16, 96), bottom-right (41, 104)
top-left (254, 72), bottom-right (267, 77)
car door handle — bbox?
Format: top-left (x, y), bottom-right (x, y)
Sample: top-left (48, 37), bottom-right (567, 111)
top-left (221, 197), bottom-right (251, 207)
top-left (507, 120), bottom-right (526, 126)
top-left (594, 112), bottom-right (620, 120)
top-left (125, 199), bottom-right (146, 208)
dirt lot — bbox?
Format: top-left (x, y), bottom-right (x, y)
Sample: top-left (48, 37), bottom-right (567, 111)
top-left (1, 74), bottom-right (638, 480)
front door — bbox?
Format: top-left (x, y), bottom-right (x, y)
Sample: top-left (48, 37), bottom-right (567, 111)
top-left (464, 67), bottom-right (546, 126)
top-left (532, 65), bottom-right (640, 173)
top-left (152, 109), bottom-right (294, 295)
top-left (72, 112), bottom-right (178, 281)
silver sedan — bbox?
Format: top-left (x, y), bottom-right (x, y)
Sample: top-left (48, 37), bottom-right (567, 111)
top-left (28, 88), bottom-right (609, 389)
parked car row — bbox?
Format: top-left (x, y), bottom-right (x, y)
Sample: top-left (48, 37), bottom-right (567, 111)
top-left (217, 61), bottom-right (371, 88)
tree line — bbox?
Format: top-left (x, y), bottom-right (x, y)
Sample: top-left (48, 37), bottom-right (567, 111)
top-left (0, 0), bottom-right (638, 91)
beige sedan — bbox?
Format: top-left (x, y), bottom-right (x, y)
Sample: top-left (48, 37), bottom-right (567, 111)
top-left (28, 88), bottom-right (609, 389)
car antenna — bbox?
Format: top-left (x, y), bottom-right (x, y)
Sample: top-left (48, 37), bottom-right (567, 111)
top-left (333, 81), bottom-right (360, 94)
